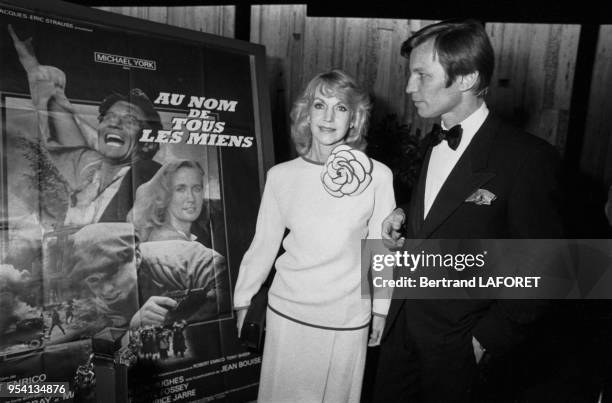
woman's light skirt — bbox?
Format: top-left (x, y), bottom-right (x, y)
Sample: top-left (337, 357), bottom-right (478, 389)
top-left (257, 307), bottom-right (368, 403)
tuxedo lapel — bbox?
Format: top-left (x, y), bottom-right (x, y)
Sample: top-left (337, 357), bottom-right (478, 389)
top-left (416, 115), bottom-right (499, 238)
top-left (407, 147), bottom-right (431, 236)
top-left (383, 138), bottom-right (433, 339)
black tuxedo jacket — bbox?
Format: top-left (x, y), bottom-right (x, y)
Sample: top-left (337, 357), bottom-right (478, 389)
top-left (382, 113), bottom-right (564, 358)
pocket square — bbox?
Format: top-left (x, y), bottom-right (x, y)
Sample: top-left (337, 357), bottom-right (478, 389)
top-left (466, 189), bottom-right (497, 205)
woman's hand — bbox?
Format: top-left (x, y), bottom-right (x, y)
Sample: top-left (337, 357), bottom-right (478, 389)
top-left (472, 336), bottom-right (486, 364)
top-left (381, 208), bottom-right (406, 249)
top-left (368, 315), bottom-right (386, 347)
top-left (236, 308), bottom-right (248, 338)
top-left (129, 296), bottom-right (177, 329)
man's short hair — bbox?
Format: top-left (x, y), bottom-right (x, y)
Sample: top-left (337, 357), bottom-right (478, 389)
top-left (401, 19), bottom-right (494, 97)
top-left (98, 89), bottom-right (163, 160)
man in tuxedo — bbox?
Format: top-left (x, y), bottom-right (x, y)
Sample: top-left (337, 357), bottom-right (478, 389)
top-left (373, 20), bottom-right (564, 402)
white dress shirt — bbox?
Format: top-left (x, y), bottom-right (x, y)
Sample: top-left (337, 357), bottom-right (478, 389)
top-left (423, 103), bottom-right (490, 219)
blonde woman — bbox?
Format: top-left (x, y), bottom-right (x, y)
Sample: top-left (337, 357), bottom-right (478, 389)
top-left (234, 69), bottom-right (395, 402)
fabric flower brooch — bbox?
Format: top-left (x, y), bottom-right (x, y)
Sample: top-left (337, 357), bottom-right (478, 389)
top-left (321, 144), bottom-right (373, 197)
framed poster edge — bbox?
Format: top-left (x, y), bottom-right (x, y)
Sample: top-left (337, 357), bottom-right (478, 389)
top-left (1, 0), bottom-right (276, 190)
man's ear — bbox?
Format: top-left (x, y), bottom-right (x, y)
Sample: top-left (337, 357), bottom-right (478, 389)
top-left (458, 72), bottom-right (479, 92)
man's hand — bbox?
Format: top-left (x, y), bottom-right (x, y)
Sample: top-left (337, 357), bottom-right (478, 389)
top-left (368, 315), bottom-right (386, 346)
top-left (605, 185), bottom-right (612, 227)
top-left (8, 24), bottom-right (72, 111)
top-left (382, 208), bottom-right (406, 248)
top-left (130, 296), bottom-right (177, 329)
top-left (472, 336), bottom-right (486, 364)
top-left (235, 308), bottom-right (248, 338)
top-left (8, 24), bottom-right (81, 148)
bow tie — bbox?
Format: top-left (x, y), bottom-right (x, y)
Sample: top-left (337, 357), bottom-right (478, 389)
top-left (431, 124), bottom-right (463, 150)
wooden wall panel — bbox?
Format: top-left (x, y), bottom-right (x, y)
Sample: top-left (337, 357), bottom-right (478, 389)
top-left (250, 5), bottom-right (438, 158)
top-left (93, 6), bottom-right (586, 169)
top-left (97, 6), bottom-right (168, 24)
top-left (296, 16), bottom-right (436, 128)
top-left (252, 6), bottom-right (581, 159)
top-left (486, 23), bottom-right (580, 151)
top-left (581, 25), bottom-right (612, 187)
top-left (166, 6), bottom-right (235, 37)
top-left (250, 5), bottom-right (307, 159)
top-left (97, 6), bottom-right (235, 37)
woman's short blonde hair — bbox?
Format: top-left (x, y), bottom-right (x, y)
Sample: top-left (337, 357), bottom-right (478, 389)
top-left (290, 69), bottom-right (372, 155)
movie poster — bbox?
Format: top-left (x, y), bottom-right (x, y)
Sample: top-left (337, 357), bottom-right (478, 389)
top-left (0, 1), bottom-right (271, 401)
